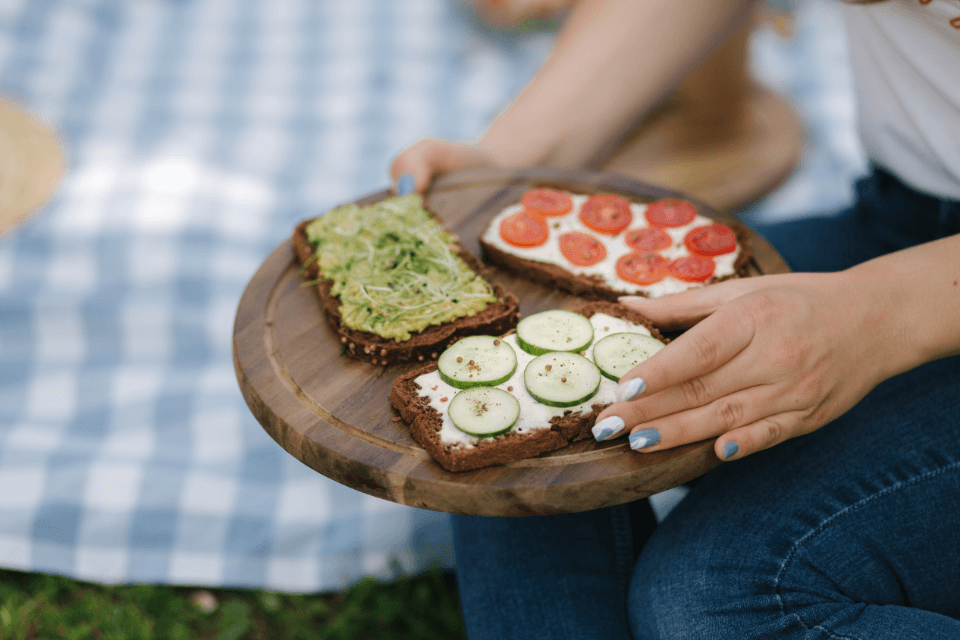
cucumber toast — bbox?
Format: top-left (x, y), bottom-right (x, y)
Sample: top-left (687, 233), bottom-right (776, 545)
top-left (390, 301), bottom-right (668, 472)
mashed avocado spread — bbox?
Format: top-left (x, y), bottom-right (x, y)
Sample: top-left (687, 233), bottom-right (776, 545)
top-left (305, 194), bottom-right (498, 342)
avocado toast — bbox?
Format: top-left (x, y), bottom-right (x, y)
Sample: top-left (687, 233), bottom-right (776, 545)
top-left (292, 194), bottom-right (520, 367)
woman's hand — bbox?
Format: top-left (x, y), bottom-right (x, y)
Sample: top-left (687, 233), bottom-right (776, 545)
top-left (390, 139), bottom-right (500, 195)
top-left (593, 271), bottom-right (905, 461)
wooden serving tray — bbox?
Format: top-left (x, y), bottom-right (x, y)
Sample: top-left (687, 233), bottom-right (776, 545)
top-left (233, 167), bottom-right (790, 517)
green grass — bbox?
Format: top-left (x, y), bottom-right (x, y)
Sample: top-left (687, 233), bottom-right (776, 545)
top-left (0, 567), bottom-right (466, 640)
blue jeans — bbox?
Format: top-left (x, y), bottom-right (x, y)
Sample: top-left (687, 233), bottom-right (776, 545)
top-left (451, 168), bottom-right (960, 640)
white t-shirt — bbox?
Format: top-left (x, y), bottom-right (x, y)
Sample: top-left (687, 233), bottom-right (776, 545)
top-left (840, 0), bottom-right (960, 201)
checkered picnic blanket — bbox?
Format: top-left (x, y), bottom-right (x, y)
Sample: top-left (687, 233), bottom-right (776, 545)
top-left (0, 0), bottom-right (866, 592)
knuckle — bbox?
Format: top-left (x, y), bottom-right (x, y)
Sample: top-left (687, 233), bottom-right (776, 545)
top-left (768, 340), bottom-right (804, 373)
top-left (812, 405), bottom-right (830, 427)
top-left (761, 419), bottom-right (783, 447)
top-left (679, 376), bottom-right (712, 407)
top-left (807, 398), bottom-right (833, 429)
top-left (767, 344), bottom-right (791, 369)
top-left (794, 376), bottom-right (823, 408)
top-left (631, 404), bottom-right (654, 424)
top-left (616, 403), bottom-right (643, 425)
top-left (743, 291), bottom-right (779, 326)
top-left (669, 422), bottom-right (694, 446)
top-left (715, 396), bottom-right (745, 432)
top-left (690, 333), bottom-right (722, 367)
top-left (625, 399), bottom-right (663, 427)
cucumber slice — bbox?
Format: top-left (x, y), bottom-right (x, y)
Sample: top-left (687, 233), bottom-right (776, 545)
top-left (516, 310), bottom-right (594, 356)
top-left (593, 332), bottom-right (665, 382)
top-left (523, 352), bottom-right (601, 407)
top-left (448, 387), bottom-right (521, 437)
top-left (438, 335), bottom-right (517, 389)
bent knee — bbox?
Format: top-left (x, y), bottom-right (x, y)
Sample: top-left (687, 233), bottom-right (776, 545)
top-left (629, 569), bottom-right (883, 640)
top-left (625, 527), bottom-right (848, 640)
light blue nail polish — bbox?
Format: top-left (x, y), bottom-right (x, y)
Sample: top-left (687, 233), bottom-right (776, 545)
top-left (395, 173), bottom-right (415, 195)
top-left (615, 378), bottom-right (646, 403)
top-left (592, 416), bottom-right (625, 442)
top-left (629, 428), bottom-right (660, 450)
top-left (723, 441), bottom-right (739, 459)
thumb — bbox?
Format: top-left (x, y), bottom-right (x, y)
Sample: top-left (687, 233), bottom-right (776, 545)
top-left (390, 139), bottom-right (496, 194)
top-left (618, 276), bottom-right (764, 329)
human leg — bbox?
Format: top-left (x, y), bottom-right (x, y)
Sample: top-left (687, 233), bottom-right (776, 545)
top-left (452, 499), bottom-right (655, 640)
top-left (628, 169), bottom-right (960, 639)
top-left (628, 353), bottom-right (960, 639)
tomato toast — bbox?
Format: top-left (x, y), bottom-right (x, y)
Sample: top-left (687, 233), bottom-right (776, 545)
top-left (480, 188), bottom-right (752, 301)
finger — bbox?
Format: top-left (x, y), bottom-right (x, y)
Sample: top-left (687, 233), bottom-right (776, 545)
top-left (390, 140), bottom-right (439, 194)
top-left (714, 410), bottom-right (813, 460)
top-left (617, 276), bottom-right (769, 330)
top-left (595, 356), bottom-right (765, 433)
top-left (614, 385), bottom-right (780, 452)
top-left (613, 306), bottom-right (755, 402)
top-left (617, 288), bottom-right (725, 331)
top-left (390, 139), bottom-right (492, 194)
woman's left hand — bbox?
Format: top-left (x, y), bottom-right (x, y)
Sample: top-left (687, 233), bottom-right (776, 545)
top-left (594, 271), bottom-right (902, 460)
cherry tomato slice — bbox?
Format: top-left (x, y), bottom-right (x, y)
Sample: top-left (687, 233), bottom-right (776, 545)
top-left (559, 232), bottom-right (607, 267)
top-left (684, 223), bottom-right (737, 256)
top-left (521, 188), bottom-right (573, 217)
top-left (499, 210), bottom-right (549, 247)
top-left (644, 199), bottom-right (696, 228)
top-left (625, 227), bottom-right (672, 252)
top-left (667, 255), bottom-right (715, 282)
top-left (579, 194), bottom-right (633, 235)
top-left (616, 252), bottom-right (667, 286)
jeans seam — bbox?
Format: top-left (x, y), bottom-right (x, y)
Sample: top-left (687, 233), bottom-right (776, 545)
top-left (610, 505), bottom-right (636, 603)
top-left (810, 624), bottom-right (860, 640)
top-left (773, 460), bottom-right (960, 639)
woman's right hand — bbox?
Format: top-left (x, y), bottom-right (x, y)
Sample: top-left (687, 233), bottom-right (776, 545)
top-left (390, 139), bottom-right (501, 195)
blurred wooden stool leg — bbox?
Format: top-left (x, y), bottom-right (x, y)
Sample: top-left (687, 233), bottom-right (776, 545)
top-left (600, 23), bottom-right (804, 212)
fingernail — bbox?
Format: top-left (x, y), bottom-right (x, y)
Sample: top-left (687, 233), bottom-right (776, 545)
top-left (723, 441), bottom-right (739, 459)
top-left (615, 378), bottom-right (646, 403)
top-left (592, 416), bottom-right (625, 442)
top-left (395, 173), bottom-right (415, 195)
top-left (629, 428), bottom-right (660, 450)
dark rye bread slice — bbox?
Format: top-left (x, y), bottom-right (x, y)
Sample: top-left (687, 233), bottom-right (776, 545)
top-left (479, 218), bottom-right (753, 302)
top-left (292, 218), bottom-right (520, 367)
top-left (389, 301), bottom-right (667, 473)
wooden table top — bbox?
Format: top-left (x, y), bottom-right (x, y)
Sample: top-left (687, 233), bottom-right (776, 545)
top-left (233, 167), bottom-right (790, 517)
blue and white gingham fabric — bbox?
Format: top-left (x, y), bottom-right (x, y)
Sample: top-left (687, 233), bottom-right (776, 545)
top-left (0, 0), bottom-right (866, 592)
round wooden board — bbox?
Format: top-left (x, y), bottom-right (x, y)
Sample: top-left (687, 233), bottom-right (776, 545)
top-left (233, 167), bottom-right (790, 517)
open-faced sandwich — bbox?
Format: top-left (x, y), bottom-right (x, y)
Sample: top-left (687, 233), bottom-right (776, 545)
top-left (479, 187), bottom-right (752, 300)
top-left (293, 194), bottom-right (520, 366)
top-left (390, 301), bottom-right (668, 472)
